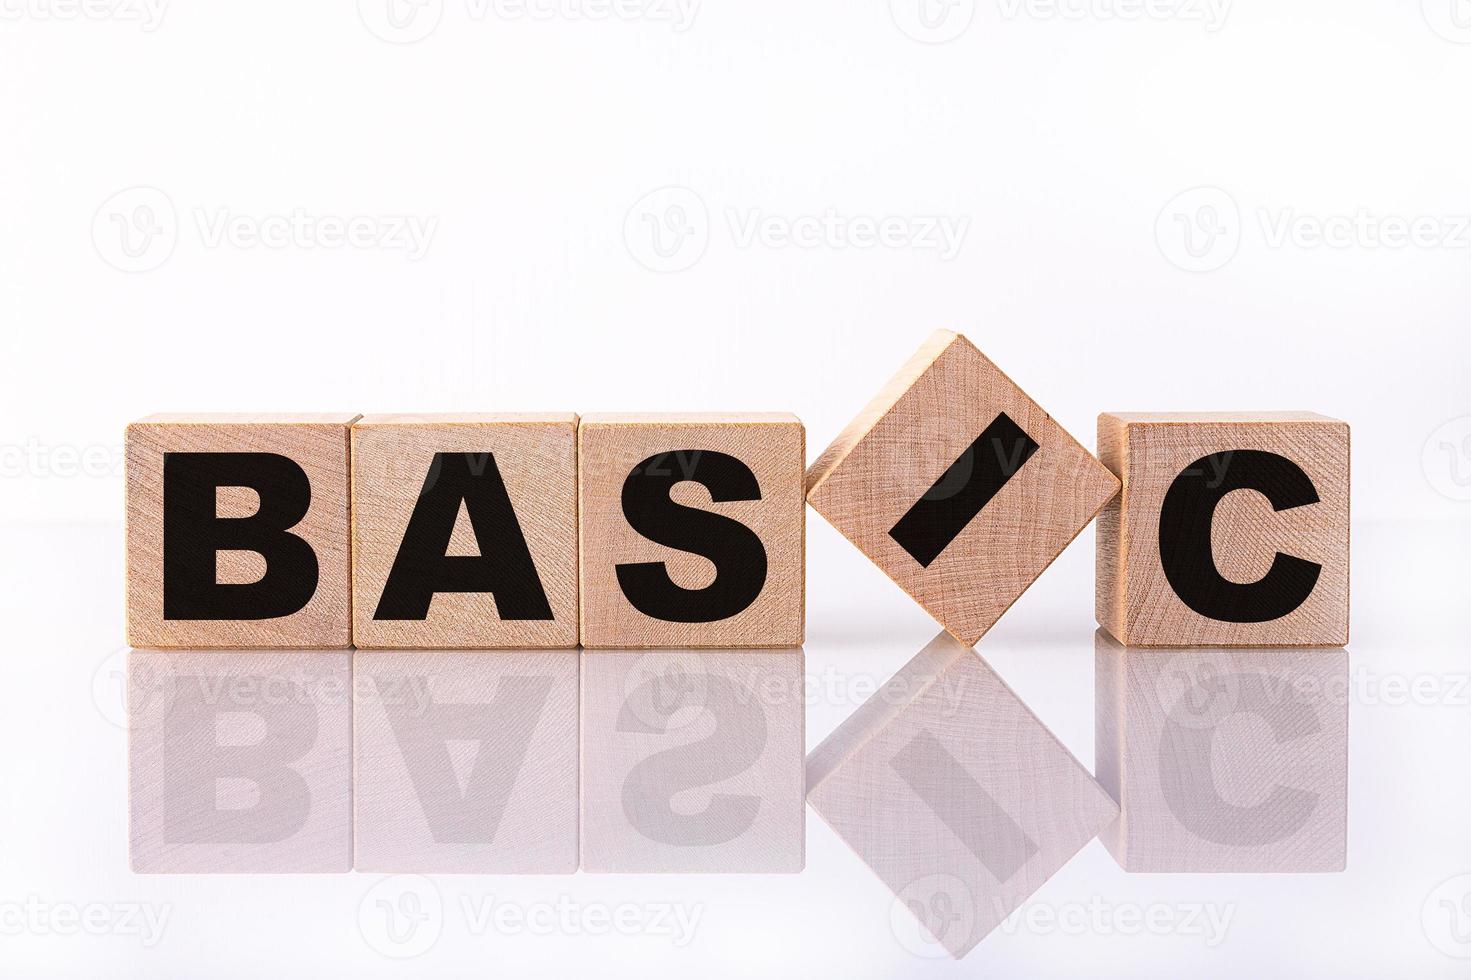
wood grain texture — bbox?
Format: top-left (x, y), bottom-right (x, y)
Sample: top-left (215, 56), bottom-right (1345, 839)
top-left (128, 649), bottom-right (352, 873)
top-left (350, 414), bottom-right (579, 649)
top-left (125, 414), bottom-right (356, 649)
top-left (1094, 630), bottom-right (1348, 872)
top-left (806, 631), bottom-right (1118, 959)
top-left (806, 331), bottom-right (1119, 648)
top-left (354, 649), bottom-right (579, 873)
top-left (580, 649), bottom-right (805, 872)
top-left (1096, 412), bottom-right (1350, 647)
top-left (578, 414), bottom-right (805, 648)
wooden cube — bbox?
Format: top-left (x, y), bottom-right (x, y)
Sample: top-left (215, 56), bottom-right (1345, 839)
top-left (807, 631), bottom-right (1117, 959)
top-left (806, 332), bottom-right (1118, 647)
top-left (1097, 412), bottom-right (1350, 647)
top-left (1094, 631), bottom-right (1348, 872)
top-left (351, 414), bottom-right (579, 649)
top-left (354, 649), bottom-right (579, 873)
top-left (580, 649), bottom-right (804, 872)
top-left (125, 414), bottom-right (356, 649)
top-left (578, 414), bottom-right (805, 648)
top-left (128, 649), bottom-right (352, 873)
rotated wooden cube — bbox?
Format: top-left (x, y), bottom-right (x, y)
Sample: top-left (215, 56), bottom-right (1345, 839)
top-left (1094, 631), bottom-right (1348, 872)
top-left (806, 631), bottom-right (1118, 959)
top-left (578, 414), bottom-right (805, 648)
top-left (351, 414), bottom-right (579, 649)
top-left (1097, 412), bottom-right (1350, 647)
top-left (354, 649), bottom-right (579, 873)
top-left (125, 414), bottom-right (356, 649)
top-left (580, 649), bottom-right (804, 872)
top-left (128, 650), bottom-right (351, 873)
top-left (806, 332), bottom-right (1118, 647)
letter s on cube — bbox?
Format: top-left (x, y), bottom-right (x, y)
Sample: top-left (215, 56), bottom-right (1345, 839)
top-left (125, 413), bottom-right (356, 649)
top-left (577, 413), bottom-right (805, 649)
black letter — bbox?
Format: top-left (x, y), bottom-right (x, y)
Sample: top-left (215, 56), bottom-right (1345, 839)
top-left (1158, 450), bottom-right (1322, 623)
top-left (615, 451), bottom-right (767, 623)
top-left (163, 452), bottom-right (319, 620)
top-left (374, 452), bottom-right (554, 621)
top-left (889, 412), bottom-right (1040, 568)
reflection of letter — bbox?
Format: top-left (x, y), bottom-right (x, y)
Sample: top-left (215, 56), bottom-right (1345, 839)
top-left (379, 675), bottom-right (553, 844)
top-left (890, 731), bottom-right (1039, 883)
top-left (619, 673), bottom-right (764, 846)
top-left (352, 650), bottom-right (579, 874)
top-left (1094, 631), bottom-right (1347, 872)
top-left (1160, 673), bottom-right (1318, 846)
top-left (129, 651), bottom-right (351, 873)
top-left (580, 649), bottom-right (804, 873)
top-left (163, 675), bottom-right (314, 844)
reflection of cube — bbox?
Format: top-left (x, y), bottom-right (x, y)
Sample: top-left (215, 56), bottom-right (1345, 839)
top-left (350, 414), bottom-right (579, 649)
top-left (579, 414), bottom-right (805, 648)
top-left (807, 332), bottom-right (1118, 647)
top-left (1096, 412), bottom-right (1350, 647)
top-left (1094, 631), bottom-right (1348, 872)
top-left (580, 649), bottom-right (804, 872)
top-left (128, 650), bottom-right (351, 873)
top-left (354, 650), bottom-right (579, 873)
top-left (807, 632), bottom-right (1117, 959)
top-left (126, 414), bottom-right (356, 649)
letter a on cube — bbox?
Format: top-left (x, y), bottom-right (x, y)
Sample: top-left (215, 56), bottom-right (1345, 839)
top-left (807, 332), bottom-right (1118, 647)
top-left (126, 414), bottom-right (356, 649)
top-left (807, 632), bottom-right (1117, 958)
top-left (1096, 412), bottom-right (1350, 646)
top-left (351, 414), bottom-right (579, 649)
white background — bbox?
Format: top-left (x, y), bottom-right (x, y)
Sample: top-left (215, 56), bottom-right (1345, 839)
top-left (2, 0), bottom-right (1471, 975)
